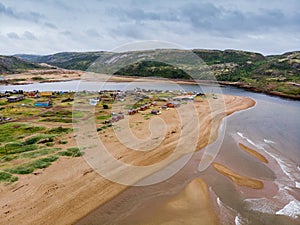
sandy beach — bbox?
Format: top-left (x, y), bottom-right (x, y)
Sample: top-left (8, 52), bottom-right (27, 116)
top-left (0, 95), bottom-right (255, 225)
top-left (1, 69), bottom-right (222, 86)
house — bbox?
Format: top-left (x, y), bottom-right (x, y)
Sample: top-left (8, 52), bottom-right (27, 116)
top-left (117, 112), bottom-right (124, 120)
top-left (139, 105), bottom-right (147, 111)
top-left (128, 109), bottom-right (138, 115)
top-left (89, 98), bottom-right (99, 106)
top-left (166, 102), bottom-right (180, 108)
top-left (173, 95), bottom-right (195, 101)
top-left (111, 116), bottom-right (119, 123)
top-left (34, 101), bottom-right (52, 107)
top-left (27, 91), bottom-right (38, 97)
top-left (151, 109), bottom-right (161, 115)
top-left (7, 95), bottom-right (25, 103)
top-left (40, 92), bottom-right (53, 97)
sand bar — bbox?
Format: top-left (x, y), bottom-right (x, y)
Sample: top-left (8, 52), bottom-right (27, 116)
top-left (213, 162), bottom-right (264, 189)
top-left (238, 142), bottom-right (269, 163)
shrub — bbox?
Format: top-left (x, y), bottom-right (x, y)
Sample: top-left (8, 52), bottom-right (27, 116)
top-left (4, 143), bottom-right (37, 154)
top-left (0, 172), bottom-right (18, 183)
top-left (45, 142), bottom-right (54, 147)
top-left (58, 147), bottom-right (83, 157)
top-left (47, 126), bottom-right (71, 134)
top-left (58, 140), bottom-right (67, 144)
top-left (5, 155), bottom-right (59, 174)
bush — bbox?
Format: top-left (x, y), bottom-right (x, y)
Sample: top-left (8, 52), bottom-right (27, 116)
top-left (5, 155), bottom-right (59, 174)
top-left (32, 76), bottom-right (45, 81)
top-left (0, 172), bottom-right (18, 183)
top-left (47, 126), bottom-right (71, 134)
top-left (20, 148), bottom-right (61, 159)
top-left (23, 136), bottom-right (43, 145)
top-left (45, 142), bottom-right (54, 147)
top-left (58, 140), bottom-right (67, 144)
top-left (58, 147), bottom-right (83, 157)
top-left (0, 155), bottom-right (17, 162)
top-left (4, 143), bottom-right (38, 154)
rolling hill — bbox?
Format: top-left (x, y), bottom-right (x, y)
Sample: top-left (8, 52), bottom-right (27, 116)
top-left (0, 55), bottom-right (45, 74)
top-left (14, 49), bottom-right (300, 98)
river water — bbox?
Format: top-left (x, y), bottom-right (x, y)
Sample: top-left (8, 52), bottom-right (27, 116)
top-left (1, 81), bottom-right (299, 224)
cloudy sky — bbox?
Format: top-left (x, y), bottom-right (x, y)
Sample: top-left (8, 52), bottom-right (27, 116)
top-left (0, 0), bottom-right (299, 55)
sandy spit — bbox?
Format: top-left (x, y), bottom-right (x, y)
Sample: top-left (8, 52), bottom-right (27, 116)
top-left (0, 95), bottom-right (255, 225)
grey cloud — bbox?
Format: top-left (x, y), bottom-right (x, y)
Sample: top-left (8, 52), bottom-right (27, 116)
top-left (0, 0), bottom-right (299, 55)
top-left (44, 22), bottom-right (57, 29)
top-left (61, 30), bottom-right (73, 36)
top-left (7, 32), bottom-right (20, 39)
top-left (109, 23), bottom-right (147, 39)
top-left (179, 2), bottom-right (300, 35)
top-left (23, 31), bottom-right (37, 40)
top-left (107, 1), bottom-right (299, 37)
top-left (86, 29), bottom-right (102, 37)
top-left (0, 2), bottom-right (44, 23)
top-left (107, 6), bottom-right (180, 22)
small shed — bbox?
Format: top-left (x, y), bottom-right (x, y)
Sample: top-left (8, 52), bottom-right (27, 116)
top-left (166, 102), bottom-right (180, 108)
top-left (117, 112), bottom-right (124, 119)
top-left (128, 109), bottom-right (138, 115)
top-left (7, 95), bottom-right (24, 103)
top-left (40, 92), bottom-right (53, 97)
top-left (34, 101), bottom-right (52, 107)
top-left (151, 109), bottom-right (161, 115)
top-left (111, 116), bottom-right (119, 123)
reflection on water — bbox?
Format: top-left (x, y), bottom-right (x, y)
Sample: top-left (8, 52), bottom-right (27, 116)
top-left (1, 81), bottom-right (299, 224)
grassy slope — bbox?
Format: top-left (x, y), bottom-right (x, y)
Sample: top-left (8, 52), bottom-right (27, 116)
top-left (0, 56), bottom-right (44, 74)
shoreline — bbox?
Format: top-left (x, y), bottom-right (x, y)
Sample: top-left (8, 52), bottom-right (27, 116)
top-left (218, 81), bottom-right (300, 101)
top-left (0, 69), bottom-right (300, 100)
top-left (0, 94), bottom-right (255, 225)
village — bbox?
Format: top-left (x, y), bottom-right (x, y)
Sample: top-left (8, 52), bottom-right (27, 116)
top-left (0, 88), bottom-right (206, 124)
top-left (0, 87), bottom-right (208, 183)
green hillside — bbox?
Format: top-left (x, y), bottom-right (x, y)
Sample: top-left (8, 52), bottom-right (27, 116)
top-left (0, 56), bottom-right (44, 74)
top-left (15, 49), bottom-right (300, 98)
top-left (16, 52), bottom-right (104, 71)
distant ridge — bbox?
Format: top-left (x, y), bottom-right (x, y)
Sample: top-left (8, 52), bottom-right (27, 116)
top-left (0, 55), bottom-right (45, 74)
top-left (12, 49), bottom-right (300, 98)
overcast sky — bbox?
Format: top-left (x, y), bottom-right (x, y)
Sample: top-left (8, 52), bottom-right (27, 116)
top-left (0, 0), bottom-right (299, 55)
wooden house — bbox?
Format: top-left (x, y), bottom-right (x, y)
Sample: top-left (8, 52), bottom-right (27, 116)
top-left (7, 95), bottom-right (24, 103)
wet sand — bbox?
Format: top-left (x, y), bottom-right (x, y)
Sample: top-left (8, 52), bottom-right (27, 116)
top-left (122, 178), bottom-right (219, 225)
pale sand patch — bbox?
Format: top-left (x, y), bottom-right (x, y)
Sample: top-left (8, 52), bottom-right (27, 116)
top-left (213, 162), bottom-right (264, 189)
top-left (3, 69), bottom-right (227, 85)
top-left (0, 95), bottom-right (255, 225)
top-left (238, 142), bottom-right (269, 163)
top-left (138, 178), bottom-right (219, 225)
